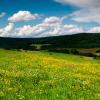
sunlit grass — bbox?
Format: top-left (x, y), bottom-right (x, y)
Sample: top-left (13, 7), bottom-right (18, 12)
top-left (0, 49), bottom-right (100, 100)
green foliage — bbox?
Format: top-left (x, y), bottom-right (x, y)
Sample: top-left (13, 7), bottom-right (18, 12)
top-left (0, 49), bottom-right (100, 100)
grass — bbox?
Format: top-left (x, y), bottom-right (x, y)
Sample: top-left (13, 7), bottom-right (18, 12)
top-left (0, 49), bottom-right (100, 100)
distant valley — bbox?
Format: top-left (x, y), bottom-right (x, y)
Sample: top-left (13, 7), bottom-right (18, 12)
top-left (0, 33), bottom-right (100, 58)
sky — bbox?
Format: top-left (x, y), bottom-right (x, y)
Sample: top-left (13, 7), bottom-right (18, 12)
top-left (0, 0), bottom-right (100, 37)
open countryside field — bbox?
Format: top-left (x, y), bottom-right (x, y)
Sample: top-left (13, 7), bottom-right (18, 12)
top-left (0, 49), bottom-right (100, 100)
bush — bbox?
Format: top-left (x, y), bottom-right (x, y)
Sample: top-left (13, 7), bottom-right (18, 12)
top-left (70, 49), bottom-right (79, 55)
top-left (79, 52), bottom-right (97, 57)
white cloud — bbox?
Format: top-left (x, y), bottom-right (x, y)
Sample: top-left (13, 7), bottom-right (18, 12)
top-left (8, 11), bottom-right (39, 22)
top-left (15, 24), bottom-right (84, 37)
top-left (54, 0), bottom-right (100, 8)
top-left (0, 16), bottom-right (84, 37)
top-left (70, 8), bottom-right (100, 23)
top-left (54, 0), bottom-right (100, 23)
top-left (63, 25), bottom-right (83, 33)
top-left (88, 27), bottom-right (100, 33)
top-left (15, 24), bottom-right (46, 37)
top-left (43, 16), bottom-right (61, 24)
top-left (0, 23), bottom-right (14, 37)
top-left (14, 17), bottom-right (61, 37)
top-left (0, 12), bottom-right (6, 18)
top-left (4, 23), bottom-right (14, 33)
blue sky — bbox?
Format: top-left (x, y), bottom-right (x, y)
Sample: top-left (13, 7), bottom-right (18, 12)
top-left (0, 0), bottom-right (76, 15)
top-left (0, 0), bottom-right (100, 37)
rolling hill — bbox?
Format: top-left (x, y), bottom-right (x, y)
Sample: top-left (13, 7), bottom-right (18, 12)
top-left (0, 33), bottom-right (100, 50)
top-left (0, 33), bottom-right (100, 99)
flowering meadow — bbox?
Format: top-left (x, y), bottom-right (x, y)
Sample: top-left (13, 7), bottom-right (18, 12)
top-left (0, 49), bottom-right (100, 100)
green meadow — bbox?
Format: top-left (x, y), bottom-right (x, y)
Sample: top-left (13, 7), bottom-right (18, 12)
top-left (0, 49), bottom-right (100, 100)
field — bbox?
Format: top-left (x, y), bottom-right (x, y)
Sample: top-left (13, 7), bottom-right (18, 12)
top-left (0, 49), bottom-right (100, 100)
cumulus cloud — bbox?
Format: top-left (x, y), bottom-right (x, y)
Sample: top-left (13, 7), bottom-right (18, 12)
top-left (15, 24), bottom-right (46, 37)
top-left (8, 11), bottom-right (39, 22)
top-left (54, 0), bottom-right (100, 23)
top-left (0, 23), bottom-right (14, 37)
top-left (43, 17), bottom-right (61, 24)
top-left (63, 25), bottom-right (83, 33)
top-left (0, 16), bottom-right (84, 37)
top-left (15, 16), bottom-right (84, 37)
top-left (14, 17), bottom-right (61, 37)
top-left (0, 12), bottom-right (6, 18)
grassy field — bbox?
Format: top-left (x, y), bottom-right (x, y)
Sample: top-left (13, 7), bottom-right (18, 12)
top-left (0, 49), bottom-right (100, 100)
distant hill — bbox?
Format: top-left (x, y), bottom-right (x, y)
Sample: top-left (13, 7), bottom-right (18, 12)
top-left (0, 33), bottom-right (100, 50)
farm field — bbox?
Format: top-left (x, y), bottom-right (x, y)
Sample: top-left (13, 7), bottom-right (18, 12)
top-left (0, 49), bottom-right (100, 100)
